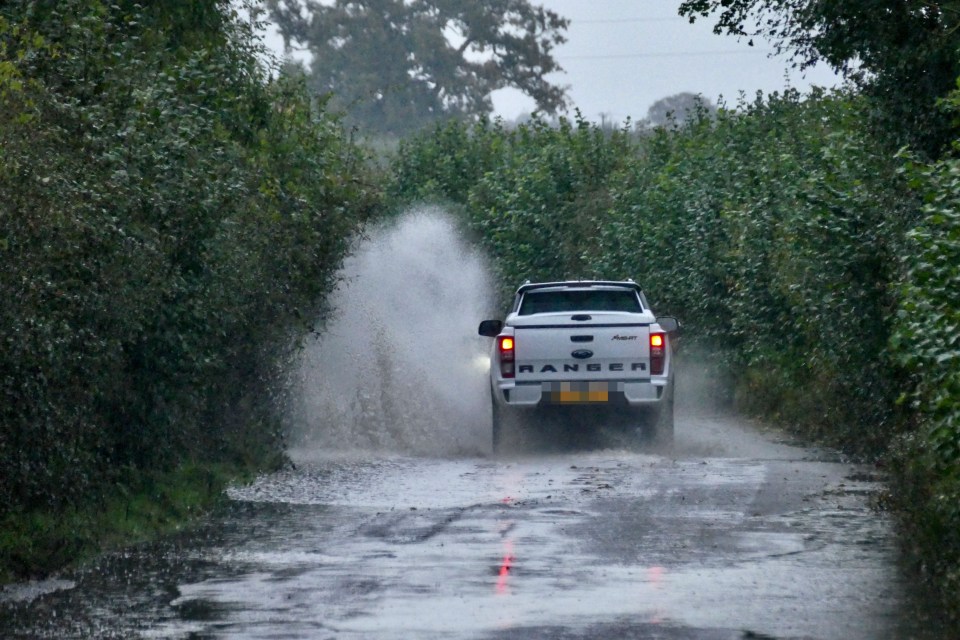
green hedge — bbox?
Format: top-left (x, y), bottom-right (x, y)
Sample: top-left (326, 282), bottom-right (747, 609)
top-left (891, 155), bottom-right (960, 610)
top-left (0, 1), bottom-right (379, 526)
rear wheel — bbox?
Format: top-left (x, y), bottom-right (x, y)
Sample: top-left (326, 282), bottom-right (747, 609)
top-left (652, 399), bottom-right (674, 447)
top-left (650, 385), bottom-right (675, 448)
top-left (491, 390), bottom-right (502, 454)
top-left (615, 398), bottom-right (674, 450)
top-left (611, 407), bottom-right (647, 449)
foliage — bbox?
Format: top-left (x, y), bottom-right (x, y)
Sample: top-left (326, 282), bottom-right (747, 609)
top-left (465, 116), bottom-right (635, 302)
top-left (890, 154), bottom-right (960, 616)
top-left (605, 91), bottom-right (913, 450)
top-left (0, 462), bottom-right (243, 582)
top-left (677, 0), bottom-right (960, 156)
top-left (0, 0), bottom-right (379, 551)
top-left (266, 0), bottom-right (569, 136)
top-left (388, 116), bottom-right (508, 206)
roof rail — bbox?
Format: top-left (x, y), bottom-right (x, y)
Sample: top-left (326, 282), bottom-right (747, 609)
top-left (515, 280), bottom-right (643, 294)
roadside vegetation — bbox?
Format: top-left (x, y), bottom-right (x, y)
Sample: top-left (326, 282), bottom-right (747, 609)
top-left (0, 0), bottom-right (380, 580)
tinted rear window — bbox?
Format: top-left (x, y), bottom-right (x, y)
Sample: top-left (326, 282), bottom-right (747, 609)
top-left (518, 289), bottom-right (642, 315)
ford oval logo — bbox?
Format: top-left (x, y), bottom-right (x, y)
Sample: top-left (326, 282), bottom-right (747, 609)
top-left (571, 349), bottom-right (594, 360)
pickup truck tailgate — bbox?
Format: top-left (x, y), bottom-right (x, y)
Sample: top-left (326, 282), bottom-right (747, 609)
top-left (512, 313), bottom-right (653, 381)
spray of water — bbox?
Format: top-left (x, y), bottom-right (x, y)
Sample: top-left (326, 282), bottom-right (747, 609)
top-left (287, 207), bottom-right (495, 456)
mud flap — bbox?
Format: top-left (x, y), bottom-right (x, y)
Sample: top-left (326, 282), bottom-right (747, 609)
top-left (491, 390), bottom-right (502, 454)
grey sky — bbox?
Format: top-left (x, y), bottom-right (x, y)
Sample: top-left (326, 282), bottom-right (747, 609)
top-left (491, 0), bottom-right (842, 123)
top-left (259, 0), bottom-right (843, 125)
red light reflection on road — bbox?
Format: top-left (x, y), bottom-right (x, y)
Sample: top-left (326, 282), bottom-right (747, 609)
top-left (496, 539), bottom-right (515, 595)
top-left (646, 566), bottom-right (666, 625)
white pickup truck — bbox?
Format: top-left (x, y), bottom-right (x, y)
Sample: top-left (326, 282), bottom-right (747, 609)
top-left (478, 280), bottom-right (678, 452)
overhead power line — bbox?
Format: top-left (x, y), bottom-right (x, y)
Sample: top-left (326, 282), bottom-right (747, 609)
top-left (570, 17), bottom-right (686, 24)
top-left (562, 49), bottom-right (775, 61)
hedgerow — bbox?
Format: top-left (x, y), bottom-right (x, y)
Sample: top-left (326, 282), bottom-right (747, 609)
top-left (890, 155), bottom-right (960, 612)
top-left (602, 92), bottom-right (914, 451)
top-left (0, 0), bottom-right (379, 576)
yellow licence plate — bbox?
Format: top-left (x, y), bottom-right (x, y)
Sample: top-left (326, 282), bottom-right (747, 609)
top-left (544, 382), bottom-right (609, 404)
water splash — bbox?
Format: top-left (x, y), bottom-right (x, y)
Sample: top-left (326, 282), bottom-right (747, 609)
top-left (287, 207), bottom-right (495, 456)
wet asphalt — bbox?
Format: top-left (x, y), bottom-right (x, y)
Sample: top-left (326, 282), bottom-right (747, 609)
top-left (0, 406), bottom-right (950, 639)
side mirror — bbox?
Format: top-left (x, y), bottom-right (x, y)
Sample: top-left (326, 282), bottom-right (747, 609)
top-left (656, 316), bottom-right (680, 334)
top-left (478, 320), bottom-right (503, 337)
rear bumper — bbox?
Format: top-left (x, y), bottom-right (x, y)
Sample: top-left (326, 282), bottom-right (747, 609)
top-left (494, 378), bottom-right (670, 408)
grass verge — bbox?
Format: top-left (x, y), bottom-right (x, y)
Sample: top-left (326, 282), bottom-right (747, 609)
top-left (0, 462), bottom-right (268, 585)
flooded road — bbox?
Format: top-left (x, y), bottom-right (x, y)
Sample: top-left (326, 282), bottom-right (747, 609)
top-left (0, 405), bottom-right (945, 639)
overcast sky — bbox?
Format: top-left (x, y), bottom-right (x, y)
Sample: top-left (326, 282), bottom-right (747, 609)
top-left (489, 0), bottom-right (843, 124)
top-left (260, 0), bottom-right (844, 126)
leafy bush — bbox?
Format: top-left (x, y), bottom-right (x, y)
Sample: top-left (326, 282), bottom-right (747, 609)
top-left (890, 156), bottom-right (960, 614)
top-left (0, 0), bottom-right (379, 534)
top-left (603, 92), bottom-right (914, 450)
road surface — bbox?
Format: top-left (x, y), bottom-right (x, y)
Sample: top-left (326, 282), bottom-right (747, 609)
top-left (0, 403), bottom-right (946, 639)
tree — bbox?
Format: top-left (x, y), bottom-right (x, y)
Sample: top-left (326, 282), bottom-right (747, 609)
top-left (266, 0), bottom-right (569, 136)
top-left (677, 0), bottom-right (960, 156)
top-left (641, 92), bottom-right (717, 129)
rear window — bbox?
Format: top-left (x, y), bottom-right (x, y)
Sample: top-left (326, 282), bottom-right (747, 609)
top-left (518, 289), bottom-right (643, 315)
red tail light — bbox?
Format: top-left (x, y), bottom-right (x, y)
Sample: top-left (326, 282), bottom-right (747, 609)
top-left (650, 332), bottom-right (665, 375)
top-left (498, 336), bottom-right (515, 379)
